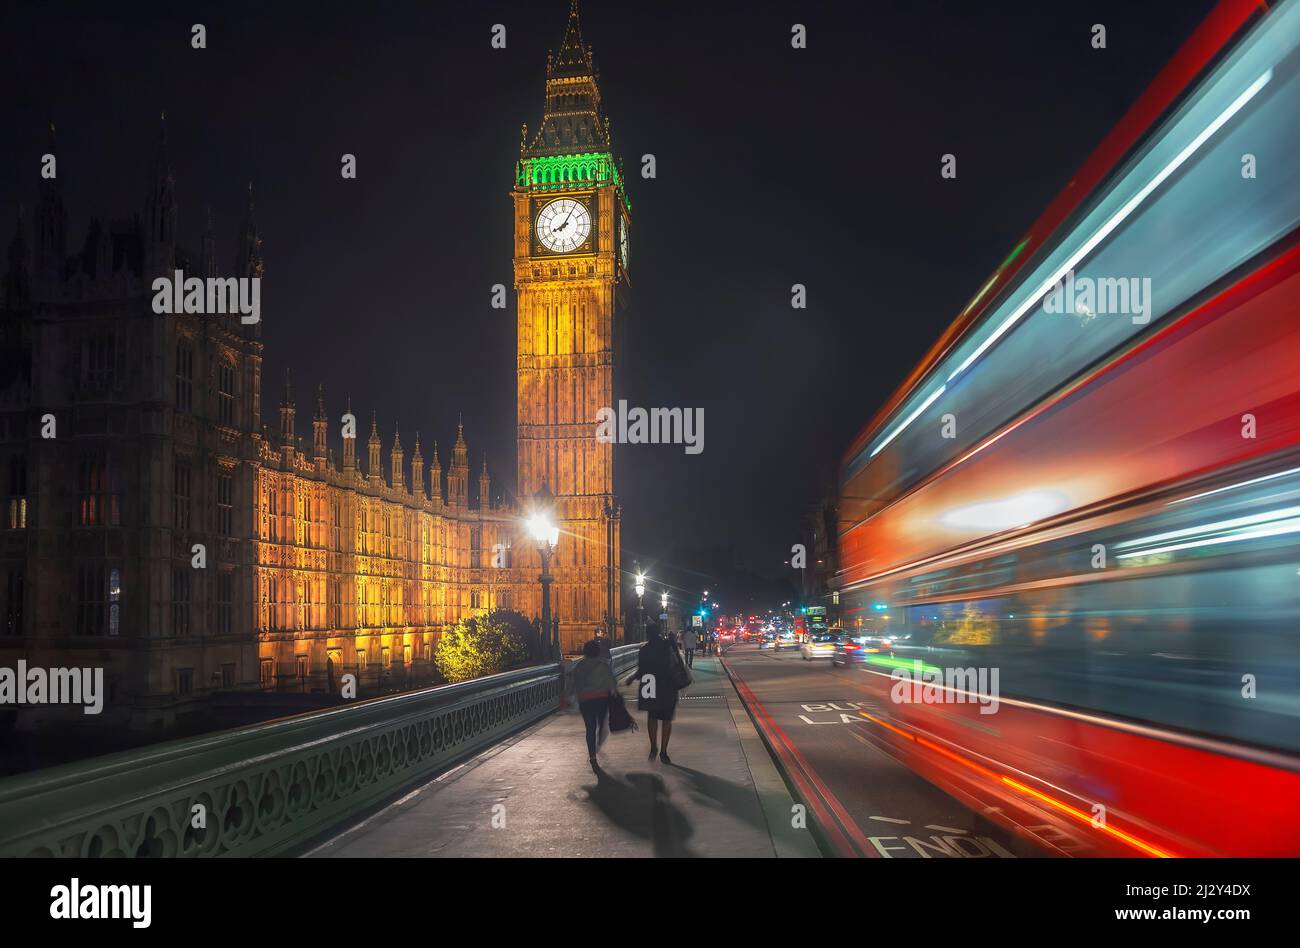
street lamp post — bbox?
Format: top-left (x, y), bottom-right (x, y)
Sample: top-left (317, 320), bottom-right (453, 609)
top-left (634, 567), bottom-right (646, 643)
top-left (528, 483), bottom-right (560, 660)
top-left (603, 498), bottom-right (616, 645)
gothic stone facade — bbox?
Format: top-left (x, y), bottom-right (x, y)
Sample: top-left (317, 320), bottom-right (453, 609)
top-left (0, 127), bottom-right (525, 730)
top-left (256, 401), bottom-right (524, 700)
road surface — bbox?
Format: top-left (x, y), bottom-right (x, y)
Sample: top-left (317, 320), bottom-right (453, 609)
top-left (721, 642), bottom-right (1043, 858)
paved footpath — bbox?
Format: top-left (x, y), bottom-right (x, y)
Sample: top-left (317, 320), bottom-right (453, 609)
top-left (305, 655), bottom-right (820, 858)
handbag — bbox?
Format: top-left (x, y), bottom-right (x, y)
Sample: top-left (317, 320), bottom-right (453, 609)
top-left (608, 690), bottom-right (636, 732)
top-left (669, 646), bottom-right (692, 691)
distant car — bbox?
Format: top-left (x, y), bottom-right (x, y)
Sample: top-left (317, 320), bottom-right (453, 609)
top-left (773, 632), bottom-right (799, 652)
top-left (830, 635), bottom-right (890, 667)
top-left (800, 633), bottom-right (838, 660)
top-left (758, 634), bottom-right (777, 650)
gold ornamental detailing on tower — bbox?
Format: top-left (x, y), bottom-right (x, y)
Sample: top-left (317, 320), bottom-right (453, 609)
top-left (514, 1), bottom-right (625, 652)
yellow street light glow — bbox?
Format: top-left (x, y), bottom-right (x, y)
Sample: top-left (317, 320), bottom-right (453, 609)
top-left (527, 513), bottom-right (558, 548)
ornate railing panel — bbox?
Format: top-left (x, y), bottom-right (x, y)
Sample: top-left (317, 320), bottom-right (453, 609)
top-left (0, 663), bottom-right (569, 857)
top-left (0, 645), bottom-right (644, 858)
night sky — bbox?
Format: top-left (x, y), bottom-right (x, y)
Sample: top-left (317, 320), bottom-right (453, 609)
top-left (1, 0), bottom-right (1217, 599)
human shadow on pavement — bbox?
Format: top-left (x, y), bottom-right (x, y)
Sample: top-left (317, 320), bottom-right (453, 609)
top-left (664, 763), bottom-right (768, 833)
top-left (584, 764), bottom-right (696, 857)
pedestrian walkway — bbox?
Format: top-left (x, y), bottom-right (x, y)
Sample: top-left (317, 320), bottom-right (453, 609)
top-left (305, 655), bottom-right (819, 858)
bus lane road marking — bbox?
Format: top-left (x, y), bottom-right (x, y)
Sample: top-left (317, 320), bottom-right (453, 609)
top-left (864, 813), bottom-right (1016, 859)
top-left (797, 701), bottom-right (872, 725)
top-left (808, 709), bottom-right (1019, 858)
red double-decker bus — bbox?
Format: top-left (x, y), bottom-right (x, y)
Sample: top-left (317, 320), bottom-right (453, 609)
top-left (836, 0), bottom-right (1300, 857)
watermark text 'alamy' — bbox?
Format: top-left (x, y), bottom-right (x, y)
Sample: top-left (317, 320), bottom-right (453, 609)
top-left (596, 401), bottom-right (703, 455)
top-left (152, 269), bottom-right (260, 323)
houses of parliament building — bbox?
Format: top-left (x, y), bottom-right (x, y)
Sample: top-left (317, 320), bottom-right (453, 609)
top-left (0, 2), bottom-right (626, 729)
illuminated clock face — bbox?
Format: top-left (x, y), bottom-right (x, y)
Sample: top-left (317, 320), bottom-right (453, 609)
top-left (619, 216), bottom-right (629, 268)
top-left (536, 198), bottom-right (592, 253)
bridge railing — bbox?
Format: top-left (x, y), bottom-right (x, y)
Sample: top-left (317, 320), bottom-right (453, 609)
top-left (0, 644), bottom-right (641, 858)
top-left (606, 643), bottom-right (641, 680)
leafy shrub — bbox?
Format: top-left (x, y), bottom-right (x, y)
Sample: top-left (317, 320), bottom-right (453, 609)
top-left (434, 613), bottom-right (531, 683)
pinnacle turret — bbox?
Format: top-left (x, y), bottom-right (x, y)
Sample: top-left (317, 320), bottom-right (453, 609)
top-left (279, 368), bottom-right (295, 445)
top-left (367, 411), bottom-right (382, 478)
top-left (312, 385), bottom-right (328, 463)
top-left (478, 453), bottom-right (492, 511)
top-left (411, 433), bottom-right (426, 498)
top-left (390, 423), bottom-right (405, 488)
top-left (35, 122), bottom-right (67, 293)
top-left (342, 396), bottom-right (357, 471)
top-left (145, 112), bottom-right (177, 277)
top-left (430, 440), bottom-right (443, 505)
top-left (236, 181), bottom-right (263, 280)
top-left (449, 417), bottom-right (469, 507)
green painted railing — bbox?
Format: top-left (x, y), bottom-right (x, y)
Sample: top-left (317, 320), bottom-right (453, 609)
top-left (0, 644), bottom-right (641, 858)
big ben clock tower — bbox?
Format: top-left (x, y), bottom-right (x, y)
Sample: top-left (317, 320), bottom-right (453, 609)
top-left (514, 1), bottom-right (628, 653)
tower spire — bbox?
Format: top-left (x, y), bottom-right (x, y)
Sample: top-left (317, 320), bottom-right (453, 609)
top-left (342, 396), bottom-right (357, 472)
top-left (478, 452), bottom-right (492, 511)
top-left (145, 111), bottom-right (177, 277)
top-left (279, 368), bottom-right (296, 448)
top-left (430, 440), bottom-right (443, 506)
top-left (367, 411), bottom-right (382, 480)
top-left (312, 384), bottom-right (328, 464)
top-left (390, 422), bottom-right (405, 489)
top-left (237, 180), bottom-right (263, 280)
top-left (450, 417), bottom-right (469, 507)
top-left (525, 0), bottom-right (606, 157)
top-left (412, 432), bottom-right (425, 499)
top-left (200, 205), bottom-right (217, 277)
top-left (551, 0), bottom-right (592, 78)
top-left (35, 122), bottom-right (67, 294)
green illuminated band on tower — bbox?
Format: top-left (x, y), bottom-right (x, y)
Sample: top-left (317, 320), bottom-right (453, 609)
top-left (517, 152), bottom-right (631, 212)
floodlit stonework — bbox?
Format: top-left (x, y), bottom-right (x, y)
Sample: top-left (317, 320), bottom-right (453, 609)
top-left (513, 2), bottom-right (625, 652)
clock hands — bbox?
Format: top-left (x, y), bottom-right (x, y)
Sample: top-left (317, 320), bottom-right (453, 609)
top-left (539, 200), bottom-right (587, 251)
top-left (548, 205), bottom-right (576, 234)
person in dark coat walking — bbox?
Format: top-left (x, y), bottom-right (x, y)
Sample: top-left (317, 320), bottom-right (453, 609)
top-left (623, 623), bottom-right (681, 764)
